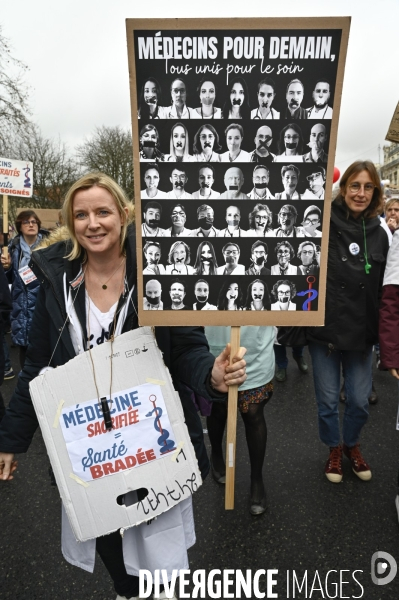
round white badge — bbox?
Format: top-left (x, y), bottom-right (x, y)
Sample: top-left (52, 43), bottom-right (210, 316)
top-left (349, 243), bottom-right (360, 256)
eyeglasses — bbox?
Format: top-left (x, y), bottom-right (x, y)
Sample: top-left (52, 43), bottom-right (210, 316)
top-left (224, 250), bottom-right (239, 255)
top-left (22, 219), bottom-right (38, 225)
top-left (172, 88), bottom-right (186, 94)
top-left (348, 183), bottom-right (375, 194)
top-left (277, 250), bottom-right (290, 256)
top-left (304, 218), bottom-right (320, 226)
top-left (306, 172), bottom-right (323, 182)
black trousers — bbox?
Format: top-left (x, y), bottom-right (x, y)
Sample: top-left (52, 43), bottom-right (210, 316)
top-left (96, 530), bottom-right (140, 599)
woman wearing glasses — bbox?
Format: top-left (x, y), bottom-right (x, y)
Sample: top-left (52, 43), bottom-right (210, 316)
top-left (307, 161), bottom-right (389, 484)
top-left (271, 241), bottom-right (298, 275)
top-left (274, 123), bottom-right (304, 162)
top-left (0, 211), bottom-right (48, 368)
top-left (275, 165), bottom-right (302, 200)
top-left (165, 241), bottom-right (195, 275)
top-left (246, 203), bottom-right (275, 237)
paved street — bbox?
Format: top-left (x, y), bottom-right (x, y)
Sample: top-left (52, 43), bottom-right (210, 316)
top-left (1, 340), bottom-right (399, 599)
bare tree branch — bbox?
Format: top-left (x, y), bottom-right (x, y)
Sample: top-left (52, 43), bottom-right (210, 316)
top-left (77, 126), bottom-right (134, 198)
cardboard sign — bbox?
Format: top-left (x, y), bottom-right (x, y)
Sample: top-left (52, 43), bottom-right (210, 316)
top-left (29, 327), bottom-right (202, 542)
top-left (60, 383), bottom-right (176, 482)
top-left (386, 101), bottom-right (399, 144)
top-left (0, 157), bottom-right (33, 197)
top-left (126, 17), bottom-right (350, 327)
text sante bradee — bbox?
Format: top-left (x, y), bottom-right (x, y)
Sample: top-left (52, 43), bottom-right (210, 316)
top-left (137, 35), bottom-right (334, 61)
top-left (138, 569), bottom-right (365, 599)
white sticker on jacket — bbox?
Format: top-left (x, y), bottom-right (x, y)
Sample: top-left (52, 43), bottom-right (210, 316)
top-left (18, 265), bottom-right (37, 285)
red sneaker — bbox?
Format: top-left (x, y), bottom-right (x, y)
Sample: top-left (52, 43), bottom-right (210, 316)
top-left (343, 443), bottom-right (372, 481)
top-left (325, 446), bottom-right (343, 483)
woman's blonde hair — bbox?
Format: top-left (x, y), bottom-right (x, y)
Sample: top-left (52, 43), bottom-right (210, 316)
top-left (62, 172), bottom-right (134, 260)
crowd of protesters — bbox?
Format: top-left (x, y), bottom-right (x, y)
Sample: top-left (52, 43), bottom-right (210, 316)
top-left (0, 162), bottom-right (398, 600)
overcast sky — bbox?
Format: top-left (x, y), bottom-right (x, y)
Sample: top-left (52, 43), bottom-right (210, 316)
top-left (2, 0), bottom-right (399, 177)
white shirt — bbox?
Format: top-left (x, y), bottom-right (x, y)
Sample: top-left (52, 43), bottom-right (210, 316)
top-left (143, 264), bottom-right (166, 275)
top-left (247, 187), bottom-right (274, 200)
top-left (219, 191), bottom-right (249, 199)
top-left (218, 227), bottom-right (247, 237)
top-left (250, 107), bottom-right (280, 119)
top-left (165, 190), bottom-right (193, 199)
top-left (306, 105), bottom-right (333, 119)
top-left (165, 264), bottom-right (195, 275)
top-left (274, 227), bottom-right (305, 238)
top-left (193, 152), bottom-right (221, 162)
top-left (141, 224), bottom-right (165, 237)
top-left (190, 227), bottom-right (220, 237)
top-left (274, 154), bottom-right (303, 162)
top-left (162, 227), bottom-right (193, 237)
top-left (271, 301), bottom-right (296, 311)
top-left (302, 187), bottom-right (325, 200)
top-left (191, 107), bottom-right (222, 119)
top-left (193, 301), bottom-right (218, 310)
top-left (271, 263), bottom-right (298, 275)
top-left (192, 189), bottom-right (221, 199)
top-left (216, 264), bottom-right (245, 275)
top-left (275, 191), bottom-right (301, 200)
top-left (166, 104), bottom-right (196, 119)
top-left (141, 189), bottom-right (166, 199)
top-left (86, 294), bottom-right (117, 348)
top-left (164, 154), bottom-right (195, 162)
top-left (220, 150), bottom-right (251, 163)
top-left (143, 298), bottom-right (164, 310)
top-left (246, 228), bottom-right (275, 237)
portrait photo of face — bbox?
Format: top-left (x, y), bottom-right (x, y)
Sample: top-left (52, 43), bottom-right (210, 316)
top-left (195, 279), bottom-right (209, 302)
top-left (271, 279), bottom-right (297, 311)
top-left (138, 77), bottom-right (165, 119)
top-left (170, 168), bottom-right (187, 191)
top-left (171, 78), bottom-right (187, 108)
top-left (199, 126), bottom-right (215, 153)
top-left (255, 126), bottom-right (273, 154)
top-left (285, 79), bottom-right (306, 119)
top-left (303, 123), bottom-right (328, 163)
top-left (144, 167), bottom-right (160, 192)
top-left (226, 125), bottom-right (243, 155)
top-left (385, 198), bottom-right (399, 231)
top-left (170, 123), bottom-right (189, 157)
top-left (303, 169), bottom-right (326, 200)
top-left (144, 278), bottom-right (163, 310)
top-left (225, 206), bottom-right (240, 228)
top-left (297, 241), bottom-right (320, 275)
top-left (251, 77), bottom-right (280, 120)
top-left (193, 78), bottom-right (222, 119)
top-left (274, 204), bottom-right (299, 238)
top-left (243, 279), bottom-right (271, 311)
top-left (307, 80), bottom-right (333, 119)
top-left (193, 241), bottom-right (218, 275)
top-left (217, 280), bottom-right (243, 310)
top-left (271, 241), bottom-right (298, 276)
top-left (302, 205), bottom-right (322, 237)
top-left (282, 165), bottom-right (299, 197)
top-left (139, 124), bottom-right (161, 161)
top-left (142, 201), bottom-right (163, 236)
top-left (222, 167), bottom-right (245, 198)
top-left (199, 167), bottom-right (214, 190)
top-left (168, 280), bottom-right (187, 310)
top-left (143, 241), bottom-right (166, 275)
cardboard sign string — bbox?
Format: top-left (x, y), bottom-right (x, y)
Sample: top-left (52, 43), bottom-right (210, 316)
top-left (86, 264), bottom-right (126, 431)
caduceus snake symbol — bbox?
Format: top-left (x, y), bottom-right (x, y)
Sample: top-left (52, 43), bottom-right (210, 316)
top-left (145, 394), bottom-right (176, 454)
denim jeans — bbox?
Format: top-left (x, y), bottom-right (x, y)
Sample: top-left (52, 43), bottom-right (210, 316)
top-left (274, 344), bottom-right (304, 369)
top-left (308, 341), bottom-right (372, 448)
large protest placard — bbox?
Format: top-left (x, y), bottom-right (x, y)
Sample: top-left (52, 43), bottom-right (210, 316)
top-left (126, 17), bottom-right (350, 326)
top-left (29, 327), bottom-right (202, 542)
top-left (0, 157), bottom-right (33, 197)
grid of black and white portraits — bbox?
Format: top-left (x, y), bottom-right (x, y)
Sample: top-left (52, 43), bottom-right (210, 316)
top-left (133, 27), bottom-right (342, 312)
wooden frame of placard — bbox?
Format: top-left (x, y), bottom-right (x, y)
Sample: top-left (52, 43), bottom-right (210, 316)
top-left (126, 17), bottom-right (350, 328)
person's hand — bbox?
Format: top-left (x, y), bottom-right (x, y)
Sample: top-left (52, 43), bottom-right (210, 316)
top-left (386, 217), bottom-right (399, 232)
top-left (0, 453), bottom-right (18, 481)
top-left (210, 343), bottom-right (247, 393)
top-left (0, 252), bottom-right (11, 270)
top-left (389, 368), bottom-right (399, 380)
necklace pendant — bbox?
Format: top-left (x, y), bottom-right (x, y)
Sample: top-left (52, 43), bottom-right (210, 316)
top-left (102, 284), bottom-right (107, 290)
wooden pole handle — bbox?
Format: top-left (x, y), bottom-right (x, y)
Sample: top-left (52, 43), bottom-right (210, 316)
top-left (225, 325), bottom-right (240, 510)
